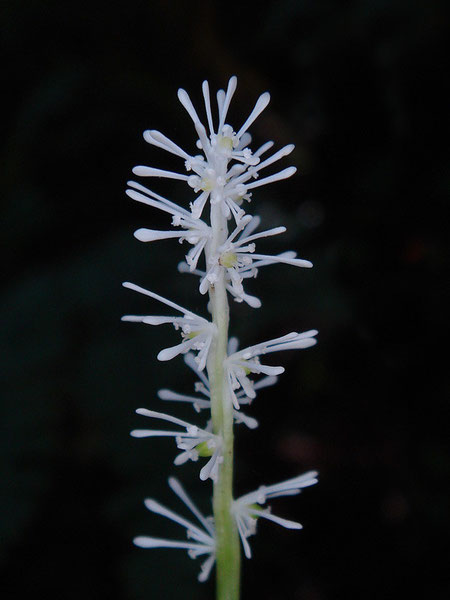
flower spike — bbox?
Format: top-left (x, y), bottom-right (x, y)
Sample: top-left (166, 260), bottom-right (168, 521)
top-left (125, 77), bottom-right (319, 590)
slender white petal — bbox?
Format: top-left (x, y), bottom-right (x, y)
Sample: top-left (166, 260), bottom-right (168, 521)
top-left (218, 76), bottom-right (237, 132)
top-left (178, 88), bottom-right (202, 126)
top-left (233, 226), bottom-right (286, 246)
top-left (133, 165), bottom-right (190, 181)
top-left (126, 183), bottom-right (191, 217)
top-left (238, 471), bottom-right (319, 506)
top-left (230, 145), bottom-right (296, 187)
top-left (245, 166), bottom-right (297, 190)
top-left (198, 553), bottom-right (215, 582)
top-left (255, 144), bottom-right (295, 171)
top-left (143, 130), bottom-right (191, 160)
top-left (226, 283), bottom-right (262, 308)
top-left (122, 282), bottom-right (215, 369)
top-left (131, 408), bottom-right (222, 481)
top-left (134, 479), bottom-right (215, 582)
top-left (226, 331), bottom-right (317, 405)
top-left (216, 88), bottom-right (225, 122)
top-left (144, 498), bottom-right (212, 544)
top-left (202, 80), bottom-right (215, 136)
top-left (194, 121), bottom-right (213, 162)
top-left (248, 507), bottom-right (302, 529)
top-left (246, 252), bottom-right (313, 269)
top-left (122, 282), bottom-right (198, 317)
top-left (236, 517), bottom-right (253, 559)
top-left (237, 132), bottom-right (252, 150)
top-left (254, 140), bottom-right (274, 157)
top-left (236, 92), bottom-right (270, 139)
top-left (232, 471), bottom-right (318, 558)
top-left (134, 228), bottom-right (181, 242)
top-left (134, 537), bottom-right (209, 551)
top-left (168, 477), bottom-right (215, 536)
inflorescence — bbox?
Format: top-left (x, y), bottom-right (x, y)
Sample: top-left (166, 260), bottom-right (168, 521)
top-left (123, 76), bottom-right (318, 583)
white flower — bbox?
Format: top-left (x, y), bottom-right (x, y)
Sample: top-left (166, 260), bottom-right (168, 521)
top-left (121, 281), bottom-right (216, 370)
top-left (157, 353), bottom-right (276, 430)
top-left (130, 408), bottom-right (222, 481)
top-left (126, 181), bottom-right (211, 270)
top-left (225, 331), bottom-right (318, 409)
top-left (177, 260), bottom-right (263, 308)
top-left (132, 76), bottom-right (297, 221)
top-left (198, 214), bottom-right (312, 302)
top-left (134, 477), bottom-right (215, 582)
top-left (232, 471), bottom-right (318, 558)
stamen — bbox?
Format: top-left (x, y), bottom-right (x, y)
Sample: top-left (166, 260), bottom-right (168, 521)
top-left (201, 80), bottom-right (215, 136)
top-left (218, 76), bottom-right (237, 132)
top-left (143, 130), bottom-right (190, 159)
top-left (132, 166), bottom-right (190, 181)
top-left (245, 166), bottom-right (297, 190)
top-left (178, 88), bottom-right (202, 126)
top-left (236, 92), bottom-right (270, 139)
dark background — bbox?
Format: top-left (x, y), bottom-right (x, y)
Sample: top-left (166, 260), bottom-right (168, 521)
top-left (1, 1), bottom-right (448, 598)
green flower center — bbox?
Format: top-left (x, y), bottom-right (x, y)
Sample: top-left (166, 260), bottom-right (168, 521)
top-left (196, 441), bottom-right (214, 457)
top-left (220, 252), bottom-right (238, 268)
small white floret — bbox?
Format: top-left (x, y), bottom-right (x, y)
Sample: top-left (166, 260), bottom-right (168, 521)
top-left (134, 477), bottom-right (215, 582)
top-left (121, 282), bottom-right (216, 370)
top-left (232, 470), bottom-right (318, 558)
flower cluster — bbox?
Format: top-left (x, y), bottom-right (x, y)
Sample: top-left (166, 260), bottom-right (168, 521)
top-left (123, 77), bottom-right (318, 584)
top-left (134, 472), bottom-right (318, 582)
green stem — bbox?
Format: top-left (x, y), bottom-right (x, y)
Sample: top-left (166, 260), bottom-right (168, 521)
top-left (206, 202), bottom-right (241, 600)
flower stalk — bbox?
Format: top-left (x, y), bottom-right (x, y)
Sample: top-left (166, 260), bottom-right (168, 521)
top-left (123, 76), bottom-right (318, 598)
top-left (207, 202), bottom-right (240, 599)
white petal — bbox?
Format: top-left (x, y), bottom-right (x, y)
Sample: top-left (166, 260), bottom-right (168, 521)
top-left (235, 226), bottom-right (286, 247)
top-left (122, 282), bottom-right (200, 319)
top-left (130, 429), bottom-right (181, 438)
top-left (134, 228), bottom-right (184, 242)
top-left (250, 508), bottom-right (302, 530)
top-left (201, 80), bottom-right (215, 135)
top-left (135, 408), bottom-right (196, 430)
top-left (246, 252), bottom-right (312, 269)
top-left (132, 166), bottom-right (189, 181)
top-left (133, 537), bottom-right (209, 551)
top-left (253, 144), bottom-right (295, 172)
top-left (144, 498), bottom-right (211, 544)
top-left (198, 553), bottom-right (216, 582)
top-left (218, 75), bottom-right (237, 131)
top-left (143, 130), bottom-right (190, 159)
top-left (236, 91), bottom-right (270, 139)
top-left (245, 167), bottom-right (297, 190)
top-left (178, 88), bottom-right (202, 126)
top-left (168, 477), bottom-right (215, 536)
top-left (254, 140), bottom-right (274, 157)
top-left (235, 517), bottom-right (253, 559)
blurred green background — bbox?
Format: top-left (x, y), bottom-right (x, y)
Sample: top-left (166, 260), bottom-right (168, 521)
top-left (1, 0), bottom-right (448, 598)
